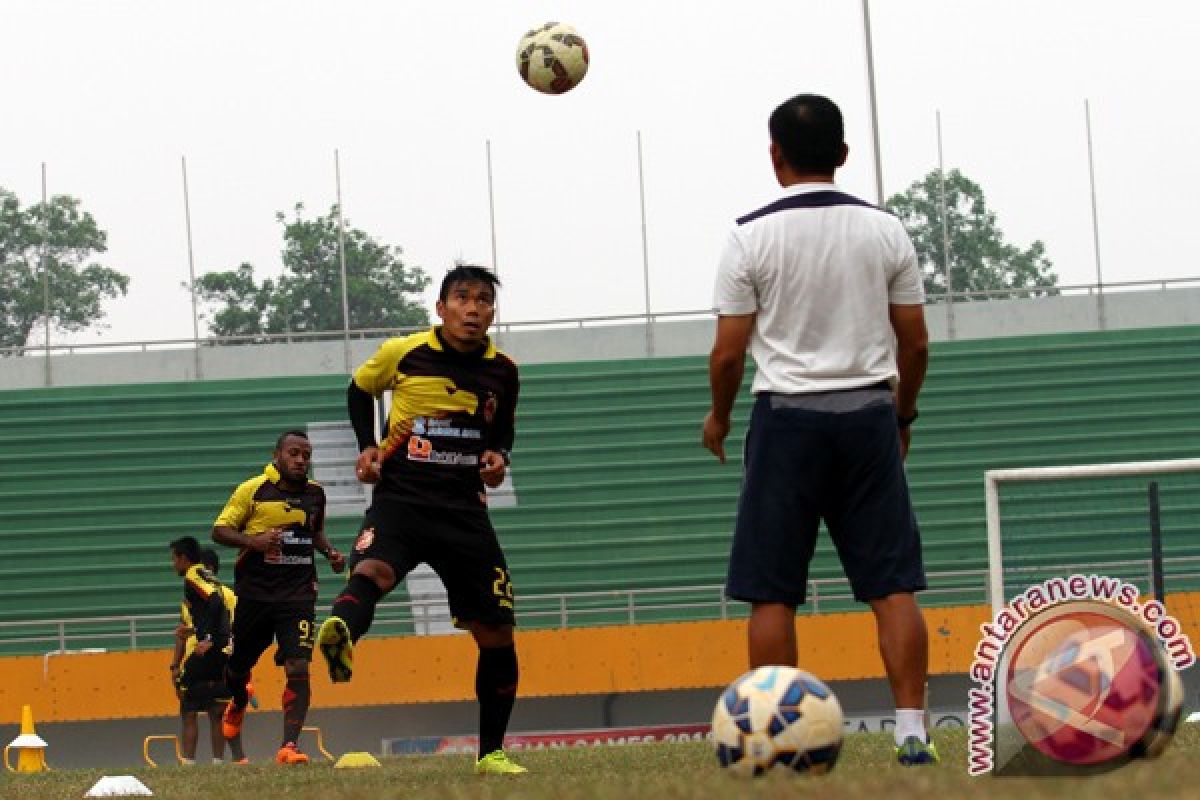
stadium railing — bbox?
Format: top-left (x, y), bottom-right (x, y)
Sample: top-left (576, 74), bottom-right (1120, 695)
top-left (7, 560), bottom-right (1194, 658)
top-left (4, 275), bottom-right (1199, 357)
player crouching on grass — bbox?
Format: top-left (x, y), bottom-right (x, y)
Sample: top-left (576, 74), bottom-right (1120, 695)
top-left (317, 265), bottom-right (527, 775)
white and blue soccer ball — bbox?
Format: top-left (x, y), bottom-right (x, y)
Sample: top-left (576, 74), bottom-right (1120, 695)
top-left (711, 666), bottom-right (844, 777)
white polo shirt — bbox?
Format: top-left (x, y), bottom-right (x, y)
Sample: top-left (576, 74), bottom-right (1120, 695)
top-left (713, 182), bottom-right (924, 395)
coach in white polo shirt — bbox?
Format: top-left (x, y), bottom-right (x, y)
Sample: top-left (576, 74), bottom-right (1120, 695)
top-left (702, 94), bottom-right (937, 766)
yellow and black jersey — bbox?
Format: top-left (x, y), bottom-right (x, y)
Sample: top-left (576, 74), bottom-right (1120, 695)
top-left (353, 327), bottom-right (519, 508)
top-left (180, 564), bottom-right (234, 655)
top-left (214, 463), bottom-right (326, 602)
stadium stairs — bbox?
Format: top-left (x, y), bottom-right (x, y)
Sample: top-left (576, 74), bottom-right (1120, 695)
top-left (1, 324), bottom-right (1199, 656)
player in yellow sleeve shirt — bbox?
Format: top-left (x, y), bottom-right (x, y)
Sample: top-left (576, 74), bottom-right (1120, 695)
top-left (169, 537), bottom-right (247, 764)
top-left (211, 430), bottom-right (344, 765)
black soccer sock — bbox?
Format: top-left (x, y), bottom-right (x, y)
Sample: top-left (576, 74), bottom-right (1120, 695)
top-left (281, 673), bottom-right (311, 747)
top-left (224, 667), bottom-right (251, 711)
top-left (331, 574), bottom-right (385, 641)
top-left (476, 644), bottom-right (519, 756)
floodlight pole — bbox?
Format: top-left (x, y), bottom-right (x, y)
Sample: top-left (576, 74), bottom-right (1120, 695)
top-left (181, 156), bottom-right (203, 379)
top-left (936, 111), bottom-right (955, 339)
top-left (1085, 99), bottom-right (1106, 330)
top-left (486, 139), bottom-right (500, 329)
top-left (41, 163), bottom-right (51, 387)
top-left (637, 130), bottom-right (654, 356)
top-left (335, 149), bottom-right (352, 373)
top-left (861, 0), bottom-right (885, 206)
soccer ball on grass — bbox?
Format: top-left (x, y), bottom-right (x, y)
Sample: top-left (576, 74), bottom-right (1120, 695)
top-left (711, 665), bottom-right (844, 777)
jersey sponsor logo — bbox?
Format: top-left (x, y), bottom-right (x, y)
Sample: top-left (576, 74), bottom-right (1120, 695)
top-left (354, 527), bottom-right (375, 552)
top-left (264, 529), bottom-right (313, 565)
top-left (266, 554), bottom-right (314, 566)
top-left (412, 416), bottom-right (482, 440)
top-left (406, 434), bottom-right (480, 465)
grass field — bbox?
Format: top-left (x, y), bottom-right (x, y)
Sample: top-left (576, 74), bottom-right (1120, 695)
top-left (5, 726), bottom-right (1200, 800)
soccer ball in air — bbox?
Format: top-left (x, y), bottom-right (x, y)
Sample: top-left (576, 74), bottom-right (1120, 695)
top-left (516, 22), bottom-right (589, 94)
top-left (711, 666), bottom-right (844, 777)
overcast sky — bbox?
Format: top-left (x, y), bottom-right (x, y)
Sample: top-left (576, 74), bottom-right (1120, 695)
top-left (2, 0), bottom-right (1198, 347)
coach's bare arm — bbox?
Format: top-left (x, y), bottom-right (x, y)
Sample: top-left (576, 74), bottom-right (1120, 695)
top-left (703, 313), bottom-right (755, 464)
top-left (889, 302), bottom-right (930, 459)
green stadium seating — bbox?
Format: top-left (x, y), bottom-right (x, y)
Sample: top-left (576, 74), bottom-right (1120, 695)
top-left (1, 324), bottom-right (1199, 654)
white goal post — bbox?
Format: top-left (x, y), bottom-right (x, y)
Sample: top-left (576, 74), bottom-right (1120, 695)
top-left (985, 458), bottom-right (1200, 617)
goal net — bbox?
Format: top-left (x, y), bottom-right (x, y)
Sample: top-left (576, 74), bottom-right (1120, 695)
top-left (985, 458), bottom-right (1200, 617)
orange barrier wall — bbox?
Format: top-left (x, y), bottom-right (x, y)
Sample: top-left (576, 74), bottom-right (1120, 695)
top-left (0, 604), bottom-right (992, 724)
top-left (6, 591), bottom-right (1199, 725)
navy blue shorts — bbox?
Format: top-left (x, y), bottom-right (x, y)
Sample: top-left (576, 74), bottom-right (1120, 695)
top-left (725, 393), bottom-right (926, 605)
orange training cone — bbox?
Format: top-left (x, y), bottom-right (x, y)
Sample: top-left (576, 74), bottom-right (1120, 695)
top-left (4, 704), bottom-right (49, 773)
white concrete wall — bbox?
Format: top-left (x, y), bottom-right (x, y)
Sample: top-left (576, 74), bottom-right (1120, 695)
top-left (3, 288), bottom-right (1198, 390)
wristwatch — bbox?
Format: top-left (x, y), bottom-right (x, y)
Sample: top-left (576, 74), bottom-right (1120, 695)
top-left (897, 410), bottom-right (919, 429)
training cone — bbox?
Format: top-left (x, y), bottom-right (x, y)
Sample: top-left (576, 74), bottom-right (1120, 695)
top-left (4, 704), bottom-right (49, 773)
top-left (334, 751), bottom-right (381, 768)
top-left (84, 775), bottom-right (153, 796)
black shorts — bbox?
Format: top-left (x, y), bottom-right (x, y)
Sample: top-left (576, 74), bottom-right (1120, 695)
top-left (350, 496), bottom-right (515, 628)
top-left (227, 599), bottom-right (315, 673)
top-left (178, 648), bottom-right (232, 712)
top-left (726, 393), bottom-right (927, 605)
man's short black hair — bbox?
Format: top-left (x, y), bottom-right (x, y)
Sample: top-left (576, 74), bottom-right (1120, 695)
top-left (275, 429), bottom-right (309, 451)
top-left (768, 94), bottom-right (845, 174)
top-left (170, 536), bottom-right (202, 564)
top-left (438, 265), bottom-right (501, 303)
top-left (200, 548), bottom-right (220, 574)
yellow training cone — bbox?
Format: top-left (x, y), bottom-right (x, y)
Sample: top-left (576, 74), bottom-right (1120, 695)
top-left (334, 751), bottom-right (381, 768)
top-left (4, 704), bottom-right (50, 773)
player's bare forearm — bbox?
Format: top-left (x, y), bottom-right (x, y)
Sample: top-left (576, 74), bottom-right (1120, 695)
top-left (314, 529), bottom-right (345, 572)
top-left (212, 525), bottom-right (275, 553)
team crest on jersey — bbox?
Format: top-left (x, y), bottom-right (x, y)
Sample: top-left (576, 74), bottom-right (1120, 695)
top-left (354, 528), bottom-right (375, 552)
top-left (483, 393), bottom-right (498, 424)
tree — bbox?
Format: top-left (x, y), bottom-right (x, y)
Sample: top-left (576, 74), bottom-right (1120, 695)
top-left (0, 188), bottom-right (129, 352)
top-left (885, 169), bottom-right (1058, 300)
top-left (193, 204), bottom-right (430, 339)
